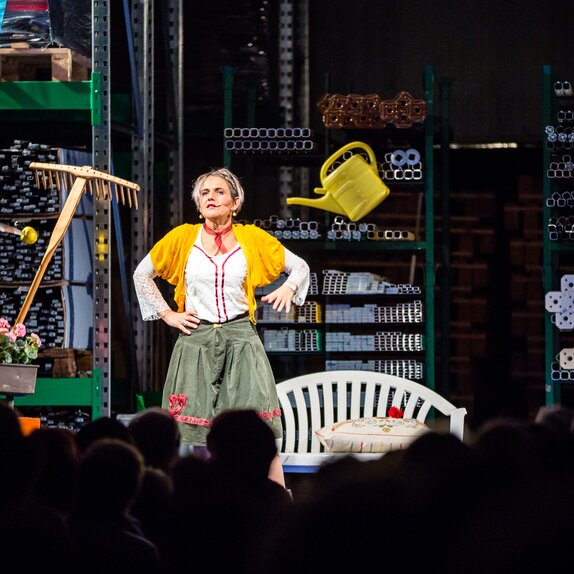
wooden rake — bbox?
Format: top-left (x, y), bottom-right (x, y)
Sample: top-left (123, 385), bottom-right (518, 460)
top-left (15, 162), bottom-right (140, 325)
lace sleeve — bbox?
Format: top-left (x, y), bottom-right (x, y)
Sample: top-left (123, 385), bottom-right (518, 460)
top-left (133, 254), bottom-right (172, 321)
top-left (283, 248), bottom-right (310, 305)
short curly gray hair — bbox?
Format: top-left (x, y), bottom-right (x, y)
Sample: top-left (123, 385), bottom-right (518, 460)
top-left (191, 168), bottom-right (245, 214)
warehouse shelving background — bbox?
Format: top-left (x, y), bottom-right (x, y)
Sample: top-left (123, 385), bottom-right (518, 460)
top-left (3, 1), bottom-right (574, 429)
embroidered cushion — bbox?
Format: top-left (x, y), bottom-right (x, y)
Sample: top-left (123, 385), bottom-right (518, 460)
top-left (315, 416), bottom-right (430, 453)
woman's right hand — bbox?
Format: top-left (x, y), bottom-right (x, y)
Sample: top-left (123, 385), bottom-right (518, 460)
top-left (159, 309), bottom-right (200, 334)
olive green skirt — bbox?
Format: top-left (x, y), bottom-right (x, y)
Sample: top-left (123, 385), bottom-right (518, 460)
top-left (162, 316), bottom-right (282, 446)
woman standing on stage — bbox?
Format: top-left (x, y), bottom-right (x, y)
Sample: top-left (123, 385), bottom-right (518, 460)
top-left (133, 168), bottom-right (310, 485)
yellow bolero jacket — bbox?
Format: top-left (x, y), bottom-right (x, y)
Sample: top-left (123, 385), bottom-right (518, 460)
top-left (149, 223), bottom-right (285, 324)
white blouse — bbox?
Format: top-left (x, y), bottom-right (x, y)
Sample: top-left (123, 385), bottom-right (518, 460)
top-left (133, 227), bottom-right (310, 322)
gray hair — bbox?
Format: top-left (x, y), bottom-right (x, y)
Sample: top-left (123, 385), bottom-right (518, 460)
top-left (191, 168), bottom-right (245, 214)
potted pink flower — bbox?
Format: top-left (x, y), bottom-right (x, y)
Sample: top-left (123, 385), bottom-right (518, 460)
top-left (0, 318), bottom-right (42, 395)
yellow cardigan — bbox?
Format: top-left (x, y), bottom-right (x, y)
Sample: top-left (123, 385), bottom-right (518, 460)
top-left (149, 223), bottom-right (285, 324)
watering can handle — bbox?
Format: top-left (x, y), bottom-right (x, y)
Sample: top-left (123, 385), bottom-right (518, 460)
top-left (319, 141), bottom-right (377, 183)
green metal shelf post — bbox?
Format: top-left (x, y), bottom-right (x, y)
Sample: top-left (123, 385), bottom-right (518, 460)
top-left (424, 64), bottom-right (436, 392)
top-left (543, 64), bottom-right (560, 406)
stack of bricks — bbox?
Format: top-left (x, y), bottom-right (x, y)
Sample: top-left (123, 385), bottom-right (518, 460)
top-left (505, 175), bottom-right (545, 410)
top-left (439, 189), bottom-right (496, 404)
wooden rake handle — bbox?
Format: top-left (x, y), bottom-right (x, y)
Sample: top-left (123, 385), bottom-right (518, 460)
top-left (15, 163), bottom-right (140, 326)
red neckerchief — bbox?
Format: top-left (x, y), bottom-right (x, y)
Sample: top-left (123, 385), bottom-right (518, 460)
top-left (202, 222), bottom-right (233, 254)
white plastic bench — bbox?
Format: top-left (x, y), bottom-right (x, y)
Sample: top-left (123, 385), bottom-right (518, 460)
top-left (275, 370), bottom-right (467, 473)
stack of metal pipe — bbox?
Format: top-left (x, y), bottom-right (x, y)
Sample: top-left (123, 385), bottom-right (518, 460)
top-left (325, 358), bottom-right (424, 379)
top-left (325, 300), bottom-right (423, 324)
top-left (546, 191), bottom-right (574, 208)
top-left (547, 154), bottom-right (574, 178)
top-left (224, 127), bottom-right (316, 154)
top-left (554, 80), bottom-right (573, 96)
top-left (378, 149), bottom-right (423, 181)
top-left (0, 286), bottom-right (65, 348)
top-left (327, 216), bottom-right (415, 242)
top-left (262, 327), bottom-right (321, 352)
top-left (253, 214), bottom-right (322, 240)
top-left (321, 269), bottom-right (419, 295)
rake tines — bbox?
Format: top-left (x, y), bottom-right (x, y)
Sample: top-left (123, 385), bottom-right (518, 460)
top-left (15, 163), bottom-right (141, 326)
top-left (30, 162), bottom-right (140, 209)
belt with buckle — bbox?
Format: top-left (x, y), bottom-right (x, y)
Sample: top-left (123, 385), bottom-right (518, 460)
top-left (199, 311), bottom-right (249, 328)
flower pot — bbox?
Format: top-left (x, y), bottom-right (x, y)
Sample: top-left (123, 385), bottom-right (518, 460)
top-left (0, 363), bottom-right (39, 395)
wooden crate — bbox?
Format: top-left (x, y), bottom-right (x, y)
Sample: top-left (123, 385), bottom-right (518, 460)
top-left (0, 46), bottom-right (91, 81)
top-left (40, 348), bottom-right (92, 378)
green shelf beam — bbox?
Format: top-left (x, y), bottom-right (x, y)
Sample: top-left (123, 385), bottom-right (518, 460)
top-left (13, 369), bottom-right (103, 419)
top-left (0, 80), bottom-right (91, 110)
top-left (0, 72), bottom-right (103, 125)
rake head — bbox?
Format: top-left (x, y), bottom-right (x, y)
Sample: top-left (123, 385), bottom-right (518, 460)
top-left (14, 162), bottom-right (141, 326)
top-left (29, 162), bottom-right (141, 209)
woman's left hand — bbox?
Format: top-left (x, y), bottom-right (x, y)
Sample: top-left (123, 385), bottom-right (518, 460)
top-left (261, 283), bottom-right (295, 314)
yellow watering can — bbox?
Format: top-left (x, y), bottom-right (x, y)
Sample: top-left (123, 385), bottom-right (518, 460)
top-left (286, 141), bottom-right (390, 222)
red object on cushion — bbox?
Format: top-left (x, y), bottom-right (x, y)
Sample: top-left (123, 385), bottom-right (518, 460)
top-left (388, 406), bottom-right (405, 418)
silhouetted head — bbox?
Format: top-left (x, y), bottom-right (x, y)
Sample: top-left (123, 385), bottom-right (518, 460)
top-left (75, 416), bottom-right (132, 454)
top-left (25, 427), bottom-right (78, 514)
top-left (74, 438), bottom-right (144, 517)
top-left (535, 405), bottom-right (574, 437)
top-left (207, 409), bottom-right (277, 481)
top-left (0, 402), bottom-right (23, 453)
top-left (0, 403), bottom-right (26, 496)
top-left (128, 407), bottom-right (181, 470)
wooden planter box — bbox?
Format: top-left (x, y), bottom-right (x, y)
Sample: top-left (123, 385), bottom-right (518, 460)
top-left (0, 363), bottom-right (39, 395)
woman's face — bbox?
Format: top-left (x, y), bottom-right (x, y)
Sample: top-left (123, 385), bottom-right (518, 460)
top-left (198, 175), bottom-right (239, 221)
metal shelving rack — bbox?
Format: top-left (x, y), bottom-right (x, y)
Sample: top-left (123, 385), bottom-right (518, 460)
top-left (234, 65), bottom-right (437, 390)
top-left (0, 0), bottom-right (184, 414)
top-left (92, 0), bottom-right (112, 416)
top-left (0, 2), bottom-right (109, 415)
top-left (542, 64), bottom-right (573, 406)
top-left (130, 0), bottom-right (184, 395)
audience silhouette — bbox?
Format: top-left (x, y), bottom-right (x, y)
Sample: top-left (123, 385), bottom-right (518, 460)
top-left (164, 409), bottom-right (292, 574)
top-left (0, 404), bottom-right (75, 573)
top-left (68, 437), bottom-right (162, 574)
top-left (128, 407), bottom-right (180, 558)
top-left (3, 400), bottom-right (574, 574)
top-left (128, 406), bottom-right (181, 471)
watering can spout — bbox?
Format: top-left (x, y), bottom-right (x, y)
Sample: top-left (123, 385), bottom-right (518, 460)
top-left (286, 193), bottom-right (347, 216)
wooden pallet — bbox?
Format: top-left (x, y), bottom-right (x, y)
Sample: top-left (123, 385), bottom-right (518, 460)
top-left (0, 46), bottom-right (91, 81)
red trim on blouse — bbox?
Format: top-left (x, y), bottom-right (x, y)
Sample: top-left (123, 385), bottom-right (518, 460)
top-left (192, 244), bottom-right (242, 323)
top-left (194, 245), bottom-right (223, 321)
top-left (219, 247), bottom-right (242, 322)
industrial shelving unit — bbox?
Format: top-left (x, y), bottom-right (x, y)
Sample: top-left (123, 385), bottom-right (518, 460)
top-left (0, 14), bottom-right (108, 416)
top-left (0, 0), bottom-right (184, 417)
top-left (542, 64), bottom-right (574, 407)
top-left (233, 66), bottom-right (437, 390)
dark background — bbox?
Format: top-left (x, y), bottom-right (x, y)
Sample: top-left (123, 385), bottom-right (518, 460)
top-left (130, 0), bottom-right (570, 429)
top-left (5, 0), bottom-right (563, 428)
top-left (165, 0), bottom-right (568, 429)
